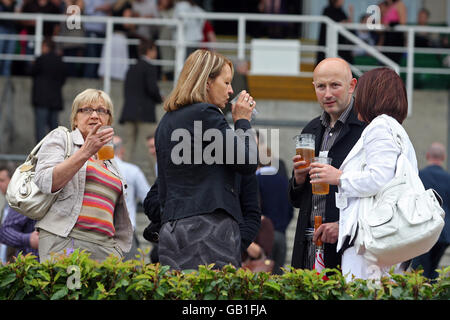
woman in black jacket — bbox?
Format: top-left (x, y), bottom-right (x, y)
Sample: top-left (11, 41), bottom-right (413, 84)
top-left (153, 49), bottom-right (258, 270)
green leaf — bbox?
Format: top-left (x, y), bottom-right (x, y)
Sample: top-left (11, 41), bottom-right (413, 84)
top-left (51, 286), bottom-right (69, 300)
top-left (263, 281), bottom-right (281, 292)
top-left (37, 270), bottom-right (51, 282)
top-left (0, 273), bottom-right (16, 288)
top-left (204, 293), bottom-right (216, 300)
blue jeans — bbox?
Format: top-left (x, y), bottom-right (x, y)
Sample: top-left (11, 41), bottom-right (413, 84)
top-left (34, 107), bottom-right (59, 143)
top-left (0, 25), bottom-right (16, 76)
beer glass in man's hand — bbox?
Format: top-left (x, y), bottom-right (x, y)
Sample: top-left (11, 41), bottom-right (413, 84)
top-left (293, 134), bottom-right (315, 169)
top-left (311, 156), bottom-right (332, 195)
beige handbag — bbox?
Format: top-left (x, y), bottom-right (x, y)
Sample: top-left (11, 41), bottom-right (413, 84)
top-left (6, 126), bottom-right (72, 220)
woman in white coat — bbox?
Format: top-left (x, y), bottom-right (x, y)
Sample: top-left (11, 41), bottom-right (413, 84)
top-left (309, 67), bottom-right (418, 281)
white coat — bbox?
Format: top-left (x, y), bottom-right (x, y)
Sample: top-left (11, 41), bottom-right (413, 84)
top-left (335, 114), bottom-right (418, 281)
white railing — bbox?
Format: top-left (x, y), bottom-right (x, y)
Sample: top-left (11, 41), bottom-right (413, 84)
top-left (0, 12), bottom-right (449, 115)
top-left (342, 22), bottom-right (450, 116)
top-left (0, 12), bottom-right (182, 94)
top-left (178, 12), bottom-right (399, 76)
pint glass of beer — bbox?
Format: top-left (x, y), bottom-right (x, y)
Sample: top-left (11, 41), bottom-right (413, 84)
top-left (311, 156), bottom-right (332, 195)
top-left (293, 134), bottom-right (315, 169)
top-left (97, 125), bottom-right (114, 160)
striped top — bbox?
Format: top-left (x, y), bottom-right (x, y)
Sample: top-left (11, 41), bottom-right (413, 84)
top-left (73, 158), bottom-right (122, 237)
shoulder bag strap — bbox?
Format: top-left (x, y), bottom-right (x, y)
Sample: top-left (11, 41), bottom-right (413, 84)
top-left (57, 126), bottom-right (72, 159)
top-left (27, 126), bottom-right (72, 162)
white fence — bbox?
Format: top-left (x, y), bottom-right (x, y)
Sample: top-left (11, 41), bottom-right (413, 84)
top-left (0, 11), bottom-right (449, 115)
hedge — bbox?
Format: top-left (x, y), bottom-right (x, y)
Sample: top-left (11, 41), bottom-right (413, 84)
top-left (0, 249), bottom-right (448, 300)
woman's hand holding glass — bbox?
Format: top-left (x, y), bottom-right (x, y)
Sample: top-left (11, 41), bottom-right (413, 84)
top-left (231, 90), bottom-right (256, 123)
top-left (80, 123), bottom-right (115, 159)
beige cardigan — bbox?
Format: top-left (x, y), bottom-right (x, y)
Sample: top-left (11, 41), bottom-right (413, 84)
top-left (33, 128), bottom-right (133, 253)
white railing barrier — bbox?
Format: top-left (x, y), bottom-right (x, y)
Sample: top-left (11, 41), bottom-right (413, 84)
top-left (0, 12), bottom-right (180, 93)
top-left (0, 12), bottom-right (449, 115)
top-left (178, 13), bottom-right (395, 79)
top-left (342, 23), bottom-right (450, 116)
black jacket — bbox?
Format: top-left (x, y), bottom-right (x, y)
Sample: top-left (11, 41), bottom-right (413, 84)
top-left (288, 108), bottom-right (366, 270)
top-left (120, 58), bottom-right (162, 123)
top-left (419, 165), bottom-right (450, 244)
top-left (31, 52), bottom-right (67, 110)
top-left (155, 102), bottom-right (258, 225)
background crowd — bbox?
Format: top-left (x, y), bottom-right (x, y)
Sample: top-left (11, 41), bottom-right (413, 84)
top-left (0, 0), bottom-right (447, 79)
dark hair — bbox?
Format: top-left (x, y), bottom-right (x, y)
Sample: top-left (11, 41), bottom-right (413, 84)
top-left (0, 162), bottom-right (16, 178)
top-left (354, 67), bottom-right (408, 124)
top-left (419, 8), bottom-right (430, 17)
top-left (43, 37), bottom-right (55, 52)
top-left (139, 38), bottom-right (156, 56)
top-left (329, 0), bottom-right (341, 7)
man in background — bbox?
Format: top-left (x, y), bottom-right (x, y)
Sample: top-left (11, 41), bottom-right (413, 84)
top-left (119, 39), bottom-right (162, 173)
top-left (411, 142), bottom-right (450, 279)
top-left (146, 133), bottom-right (157, 183)
top-left (31, 38), bottom-right (67, 143)
top-left (113, 135), bottom-right (151, 261)
top-left (0, 164), bottom-right (38, 263)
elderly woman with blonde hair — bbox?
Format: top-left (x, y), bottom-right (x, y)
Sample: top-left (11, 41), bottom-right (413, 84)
top-left (154, 49), bottom-right (259, 270)
top-left (34, 88), bottom-right (133, 262)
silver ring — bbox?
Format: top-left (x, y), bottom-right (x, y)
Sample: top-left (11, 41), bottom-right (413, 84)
top-left (316, 173), bottom-right (320, 179)
top-left (249, 101), bottom-right (254, 106)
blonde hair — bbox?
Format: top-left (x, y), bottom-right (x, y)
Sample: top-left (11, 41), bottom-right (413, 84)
top-left (70, 89), bottom-right (114, 130)
top-left (164, 49), bottom-right (234, 112)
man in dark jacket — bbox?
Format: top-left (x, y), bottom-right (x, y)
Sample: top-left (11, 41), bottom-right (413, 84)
top-left (411, 142), bottom-right (450, 279)
top-left (120, 39), bottom-right (163, 175)
top-left (31, 38), bottom-right (67, 143)
top-left (289, 58), bottom-right (366, 271)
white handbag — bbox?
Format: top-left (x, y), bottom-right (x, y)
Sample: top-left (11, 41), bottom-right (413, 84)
top-left (6, 126), bottom-right (72, 220)
top-left (354, 129), bottom-right (445, 267)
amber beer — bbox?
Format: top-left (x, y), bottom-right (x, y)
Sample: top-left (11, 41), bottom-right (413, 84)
top-left (314, 215), bottom-right (323, 247)
top-left (312, 179), bottom-right (330, 195)
top-left (98, 145), bottom-right (114, 160)
top-left (97, 125), bottom-right (114, 160)
top-left (293, 134), bottom-right (315, 169)
top-left (296, 147), bottom-right (315, 169)
top-left (311, 156), bottom-right (332, 195)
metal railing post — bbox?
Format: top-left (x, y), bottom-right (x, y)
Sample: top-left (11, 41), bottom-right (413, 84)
top-left (103, 18), bottom-right (114, 95)
top-left (237, 15), bottom-right (246, 61)
top-left (326, 22), bottom-right (338, 58)
top-left (406, 28), bottom-right (415, 117)
top-left (34, 14), bottom-right (43, 56)
top-left (174, 19), bottom-right (185, 83)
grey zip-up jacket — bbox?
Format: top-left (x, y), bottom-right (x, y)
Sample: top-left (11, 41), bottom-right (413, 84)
top-left (33, 128), bottom-right (133, 253)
